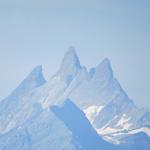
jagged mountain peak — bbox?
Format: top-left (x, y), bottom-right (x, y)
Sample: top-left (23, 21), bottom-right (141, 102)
top-left (97, 58), bottom-right (112, 72)
top-left (60, 47), bottom-right (81, 70)
top-left (0, 49), bottom-right (150, 150)
top-left (11, 65), bottom-right (46, 96)
top-left (22, 65), bottom-right (46, 86)
top-left (30, 65), bottom-right (43, 76)
top-left (66, 46), bottom-right (78, 57)
top-left (91, 58), bottom-right (113, 83)
top-left (57, 47), bottom-right (82, 84)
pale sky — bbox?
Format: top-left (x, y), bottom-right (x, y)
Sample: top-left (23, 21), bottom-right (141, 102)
top-left (0, 0), bottom-right (150, 109)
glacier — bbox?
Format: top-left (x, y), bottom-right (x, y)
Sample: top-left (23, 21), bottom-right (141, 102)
top-left (0, 47), bottom-right (149, 150)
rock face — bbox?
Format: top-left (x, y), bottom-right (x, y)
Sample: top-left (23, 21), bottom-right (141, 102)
top-left (51, 99), bottom-right (118, 150)
top-left (120, 132), bottom-right (150, 150)
top-left (0, 48), bottom-right (149, 150)
top-left (58, 47), bottom-right (82, 83)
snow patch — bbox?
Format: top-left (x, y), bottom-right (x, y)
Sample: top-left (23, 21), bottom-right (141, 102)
top-left (129, 127), bottom-right (150, 137)
top-left (84, 105), bottom-right (104, 123)
top-left (116, 114), bottom-right (132, 130)
top-left (97, 127), bottom-right (119, 135)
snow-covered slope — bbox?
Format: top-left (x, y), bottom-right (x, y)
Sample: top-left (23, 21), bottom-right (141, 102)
top-left (0, 65), bottom-right (46, 134)
top-left (0, 102), bottom-right (77, 150)
top-left (0, 47), bottom-right (149, 149)
top-left (0, 97), bottom-right (118, 150)
top-left (51, 99), bottom-right (118, 150)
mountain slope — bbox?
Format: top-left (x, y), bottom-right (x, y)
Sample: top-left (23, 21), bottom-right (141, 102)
top-left (0, 66), bottom-right (46, 134)
top-left (120, 132), bottom-right (150, 150)
top-left (0, 106), bottom-right (76, 150)
top-left (0, 48), bottom-right (149, 149)
top-left (51, 99), bottom-right (118, 150)
top-left (0, 99), bottom-right (118, 150)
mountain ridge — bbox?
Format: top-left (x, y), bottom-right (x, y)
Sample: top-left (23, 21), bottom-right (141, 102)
top-left (0, 47), bottom-right (149, 149)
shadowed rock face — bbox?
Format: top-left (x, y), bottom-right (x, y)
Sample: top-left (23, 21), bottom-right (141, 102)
top-left (51, 99), bottom-right (150, 150)
top-left (51, 99), bottom-right (118, 150)
top-left (120, 132), bottom-right (150, 150)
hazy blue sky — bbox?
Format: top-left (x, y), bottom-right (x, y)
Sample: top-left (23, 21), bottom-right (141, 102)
top-left (0, 0), bottom-right (150, 109)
